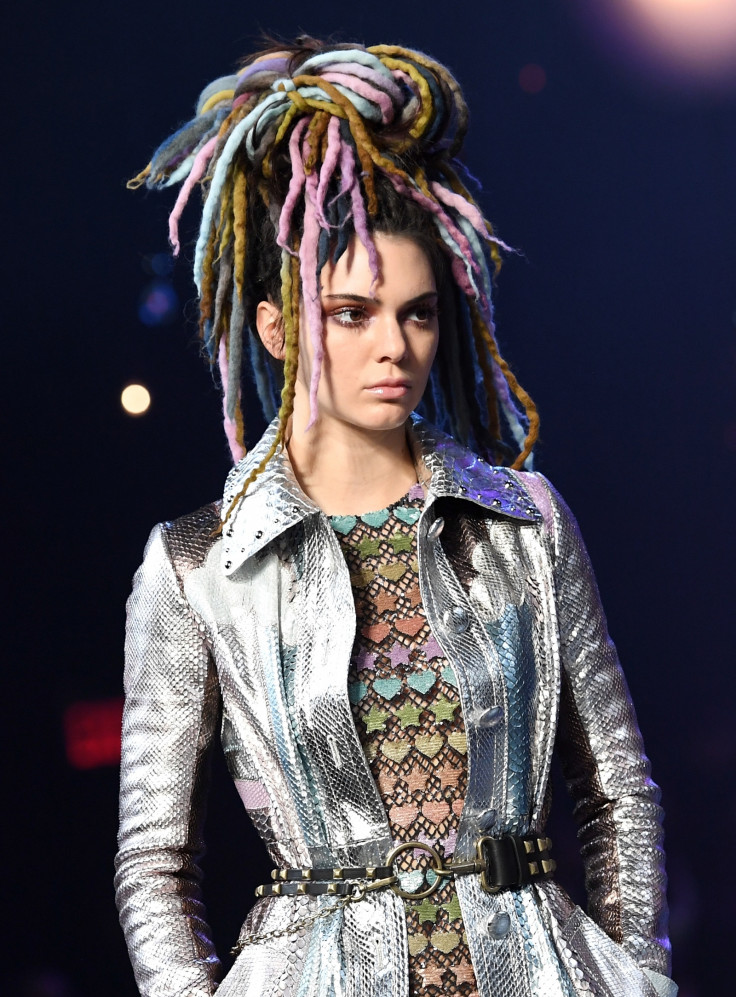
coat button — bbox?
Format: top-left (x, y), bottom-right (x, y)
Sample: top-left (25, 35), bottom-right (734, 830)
top-left (477, 706), bottom-right (504, 729)
top-left (443, 606), bottom-right (469, 633)
top-left (480, 808), bottom-right (497, 830)
top-left (427, 517), bottom-right (445, 541)
top-left (487, 912), bottom-right (511, 939)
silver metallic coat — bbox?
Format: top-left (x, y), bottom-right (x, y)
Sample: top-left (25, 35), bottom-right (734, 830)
top-left (115, 418), bottom-right (674, 997)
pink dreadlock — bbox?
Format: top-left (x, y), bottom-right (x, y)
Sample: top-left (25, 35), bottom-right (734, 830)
top-left (129, 37), bottom-right (539, 518)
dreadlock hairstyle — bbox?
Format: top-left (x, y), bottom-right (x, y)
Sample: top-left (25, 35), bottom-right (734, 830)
top-left (130, 37), bottom-right (540, 517)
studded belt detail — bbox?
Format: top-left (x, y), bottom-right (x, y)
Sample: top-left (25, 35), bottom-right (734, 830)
top-left (255, 834), bottom-right (555, 900)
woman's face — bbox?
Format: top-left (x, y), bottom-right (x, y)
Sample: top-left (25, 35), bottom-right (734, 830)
top-left (282, 233), bottom-right (440, 437)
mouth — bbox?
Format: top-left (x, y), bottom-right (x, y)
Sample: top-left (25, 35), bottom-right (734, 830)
top-left (366, 378), bottom-right (412, 399)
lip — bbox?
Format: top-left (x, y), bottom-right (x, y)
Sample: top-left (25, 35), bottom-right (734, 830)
top-left (366, 378), bottom-right (412, 399)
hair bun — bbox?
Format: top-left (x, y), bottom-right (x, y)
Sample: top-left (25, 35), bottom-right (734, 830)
top-left (132, 38), bottom-right (538, 479)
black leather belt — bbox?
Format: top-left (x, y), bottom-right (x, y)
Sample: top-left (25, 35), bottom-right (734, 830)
top-left (255, 834), bottom-right (555, 899)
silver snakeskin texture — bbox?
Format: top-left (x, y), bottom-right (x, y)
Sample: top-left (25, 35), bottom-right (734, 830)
top-left (116, 416), bottom-right (673, 997)
top-left (115, 505), bottom-right (223, 997)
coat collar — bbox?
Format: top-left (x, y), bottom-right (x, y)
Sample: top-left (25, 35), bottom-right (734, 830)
top-left (220, 416), bottom-right (541, 576)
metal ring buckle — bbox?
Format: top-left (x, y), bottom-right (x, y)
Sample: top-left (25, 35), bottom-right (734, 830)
top-left (385, 841), bottom-right (453, 900)
top-left (347, 881), bottom-right (367, 902)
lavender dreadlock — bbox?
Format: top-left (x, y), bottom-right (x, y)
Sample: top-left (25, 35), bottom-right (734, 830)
top-left (130, 38), bottom-right (539, 513)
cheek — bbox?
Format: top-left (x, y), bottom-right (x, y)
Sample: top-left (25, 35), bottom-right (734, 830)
top-left (296, 333), bottom-right (313, 385)
top-left (430, 331), bottom-right (440, 362)
top-left (321, 335), bottom-right (362, 381)
top-left (421, 329), bottom-right (440, 368)
top-left (295, 302), bottom-right (317, 381)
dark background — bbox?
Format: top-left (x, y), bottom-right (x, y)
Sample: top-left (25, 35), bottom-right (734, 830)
top-left (5, 2), bottom-right (735, 996)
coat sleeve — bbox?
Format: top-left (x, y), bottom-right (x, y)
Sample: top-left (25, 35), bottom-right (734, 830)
top-left (114, 523), bottom-right (222, 997)
top-left (533, 474), bottom-right (672, 982)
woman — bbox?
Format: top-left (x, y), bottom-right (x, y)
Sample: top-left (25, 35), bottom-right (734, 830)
top-left (115, 39), bottom-right (676, 997)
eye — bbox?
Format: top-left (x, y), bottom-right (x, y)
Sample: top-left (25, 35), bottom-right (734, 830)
top-left (404, 303), bottom-right (439, 326)
top-left (329, 306), bottom-right (370, 329)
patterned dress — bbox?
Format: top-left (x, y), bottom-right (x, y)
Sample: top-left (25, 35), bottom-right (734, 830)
top-left (330, 484), bottom-right (479, 997)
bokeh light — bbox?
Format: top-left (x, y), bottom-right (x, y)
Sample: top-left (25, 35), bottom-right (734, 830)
top-left (724, 424), bottom-right (736, 452)
top-left (568, 0), bottom-right (736, 88)
top-left (623, 0), bottom-right (736, 63)
top-left (121, 383), bottom-right (151, 416)
top-left (142, 251), bottom-right (175, 277)
top-left (138, 279), bottom-right (179, 326)
top-left (64, 698), bottom-right (123, 769)
top-left (519, 64), bottom-right (547, 94)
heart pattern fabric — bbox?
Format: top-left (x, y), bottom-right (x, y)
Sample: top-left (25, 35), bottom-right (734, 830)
top-left (329, 485), bottom-right (478, 996)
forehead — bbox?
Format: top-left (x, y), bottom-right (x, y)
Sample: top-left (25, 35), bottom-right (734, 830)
top-left (322, 233), bottom-right (437, 297)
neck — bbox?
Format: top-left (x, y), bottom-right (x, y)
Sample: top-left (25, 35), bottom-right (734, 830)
top-left (286, 414), bottom-right (420, 516)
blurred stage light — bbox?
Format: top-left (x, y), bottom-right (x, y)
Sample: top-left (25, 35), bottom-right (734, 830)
top-left (519, 64), bottom-right (547, 94)
top-left (138, 278), bottom-right (179, 326)
top-left (121, 383), bottom-right (151, 416)
top-left (64, 698), bottom-right (123, 769)
top-left (142, 251), bottom-right (175, 277)
top-left (725, 424), bottom-right (736, 452)
top-left (624, 0), bottom-right (736, 61)
top-left (568, 0), bottom-right (736, 88)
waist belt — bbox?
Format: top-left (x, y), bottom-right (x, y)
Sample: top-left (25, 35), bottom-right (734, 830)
top-left (255, 834), bottom-right (555, 901)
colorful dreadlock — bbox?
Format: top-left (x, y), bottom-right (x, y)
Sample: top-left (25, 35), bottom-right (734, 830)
top-left (131, 39), bottom-right (539, 511)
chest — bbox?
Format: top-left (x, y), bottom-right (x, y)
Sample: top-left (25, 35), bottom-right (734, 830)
top-left (191, 506), bottom-right (562, 858)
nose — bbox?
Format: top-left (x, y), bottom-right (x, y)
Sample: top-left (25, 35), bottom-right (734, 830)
top-left (376, 315), bottom-right (408, 363)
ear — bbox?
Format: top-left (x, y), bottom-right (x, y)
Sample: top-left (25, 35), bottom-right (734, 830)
top-left (256, 300), bottom-right (286, 360)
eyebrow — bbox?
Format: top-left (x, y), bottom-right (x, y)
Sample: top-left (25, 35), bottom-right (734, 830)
top-left (321, 291), bottom-right (439, 307)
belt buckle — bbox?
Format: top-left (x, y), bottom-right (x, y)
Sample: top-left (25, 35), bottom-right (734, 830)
top-left (476, 836), bottom-right (503, 894)
top-left (385, 841), bottom-right (452, 900)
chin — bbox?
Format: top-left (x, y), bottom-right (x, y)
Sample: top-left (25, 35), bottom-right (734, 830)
top-left (330, 410), bottom-right (410, 435)
top-left (315, 394), bottom-right (420, 435)
top-left (364, 404), bottom-right (415, 430)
